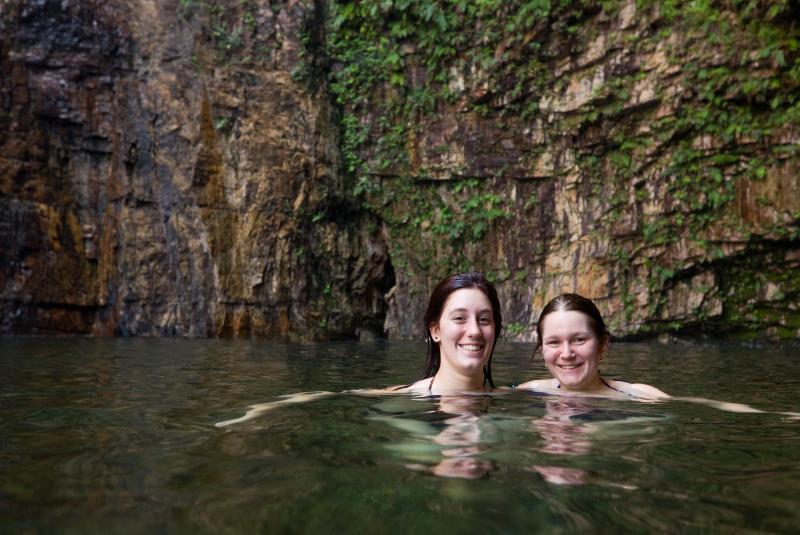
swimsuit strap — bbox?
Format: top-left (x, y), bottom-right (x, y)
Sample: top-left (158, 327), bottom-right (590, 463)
top-left (600, 377), bottom-right (631, 396)
top-left (555, 378), bottom-right (632, 397)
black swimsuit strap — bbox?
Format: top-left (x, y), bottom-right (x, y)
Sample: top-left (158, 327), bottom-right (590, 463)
top-left (555, 378), bottom-right (631, 397)
top-left (600, 377), bottom-right (628, 395)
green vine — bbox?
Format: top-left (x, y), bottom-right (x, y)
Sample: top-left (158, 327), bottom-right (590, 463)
top-left (314, 0), bottom-right (800, 338)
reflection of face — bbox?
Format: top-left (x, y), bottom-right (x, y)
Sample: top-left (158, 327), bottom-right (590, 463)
top-left (544, 399), bottom-right (593, 419)
top-left (434, 420), bottom-right (481, 447)
top-left (430, 289), bottom-right (495, 380)
top-left (431, 395), bottom-right (491, 479)
top-left (437, 394), bottom-right (488, 416)
top-left (532, 399), bottom-right (610, 487)
top-left (432, 457), bottom-right (492, 479)
top-left (541, 310), bottom-right (605, 391)
top-left (535, 400), bottom-right (592, 455)
top-left (532, 465), bottom-right (589, 485)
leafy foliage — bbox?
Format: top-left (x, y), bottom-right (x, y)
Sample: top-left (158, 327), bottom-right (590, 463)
top-left (314, 0), bottom-right (800, 337)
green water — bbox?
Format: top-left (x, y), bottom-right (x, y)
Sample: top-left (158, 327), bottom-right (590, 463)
top-left (1, 338), bottom-right (799, 533)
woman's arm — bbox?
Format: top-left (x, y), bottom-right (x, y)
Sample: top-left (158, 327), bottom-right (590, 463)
top-left (215, 380), bottom-right (433, 428)
top-left (215, 391), bottom-right (338, 428)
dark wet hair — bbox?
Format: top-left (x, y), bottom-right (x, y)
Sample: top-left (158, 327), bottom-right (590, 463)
top-left (534, 293), bottom-right (609, 355)
top-left (421, 272), bottom-right (502, 387)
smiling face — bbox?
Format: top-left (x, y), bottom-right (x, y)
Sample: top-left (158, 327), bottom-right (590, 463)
top-left (429, 288), bottom-right (495, 382)
top-left (540, 310), bottom-right (607, 391)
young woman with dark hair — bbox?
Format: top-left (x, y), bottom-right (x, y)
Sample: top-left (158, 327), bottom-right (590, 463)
top-left (390, 271), bottom-right (503, 395)
top-left (517, 293), bottom-right (668, 399)
top-left (216, 272), bottom-right (503, 427)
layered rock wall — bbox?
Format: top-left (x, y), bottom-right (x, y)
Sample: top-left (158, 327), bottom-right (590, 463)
top-left (0, 0), bottom-right (392, 338)
top-left (326, 0), bottom-right (800, 341)
top-left (2, 0), bottom-right (798, 341)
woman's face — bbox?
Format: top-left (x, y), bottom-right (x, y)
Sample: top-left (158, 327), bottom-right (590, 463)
top-left (430, 288), bottom-right (495, 379)
top-left (540, 310), bottom-right (606, 391)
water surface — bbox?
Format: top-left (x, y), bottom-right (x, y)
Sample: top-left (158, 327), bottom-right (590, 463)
top-left (1, 338), bottom-right (799, 533)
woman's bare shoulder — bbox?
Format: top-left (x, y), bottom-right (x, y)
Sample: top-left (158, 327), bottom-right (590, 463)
top-left (516, 378), bottom-right (558, 390)
top-left (610, 379), bottom-right (669, 400)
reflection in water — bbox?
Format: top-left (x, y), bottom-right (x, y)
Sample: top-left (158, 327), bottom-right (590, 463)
top-left (377, 395), bottom-right (496, 479)
top-left (531, 465), bottom-right (592, 486)
top-left (429, 396), bottom-right (494, 479)
top-left (531, 398), bottom-right (639, 488)
top-left (531, 399), bottom-right (594, 485)
top-left (534, 399), bottom-right (594, 455)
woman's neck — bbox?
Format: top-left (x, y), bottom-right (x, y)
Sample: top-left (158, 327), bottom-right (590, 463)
top-left (558, 374), bottom-right (605, 394)
top-left (431, 369), bottom-right (485, 394)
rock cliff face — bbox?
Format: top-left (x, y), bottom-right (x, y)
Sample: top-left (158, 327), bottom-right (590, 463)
top-left (325, 0), bottom-right (800, 341)
top-left (1, 0), bottom-right (798, 341)
top-left (0, 0), bottom-right (392, 338)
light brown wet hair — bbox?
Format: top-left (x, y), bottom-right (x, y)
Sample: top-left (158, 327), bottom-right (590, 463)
top-left (534, 293), bottom-right (609, 356)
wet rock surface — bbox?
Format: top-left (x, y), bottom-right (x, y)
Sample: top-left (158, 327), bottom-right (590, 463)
top-left (327, 0), bottom-right (800, 341)
top-left (1, 0), bottom-right (798, 341)
top-left (1, 0), bottom-right (391, 338)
